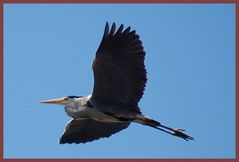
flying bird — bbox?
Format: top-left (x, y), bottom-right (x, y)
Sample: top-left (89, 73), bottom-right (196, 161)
top-left (41, 22), bottom-right (193, 144)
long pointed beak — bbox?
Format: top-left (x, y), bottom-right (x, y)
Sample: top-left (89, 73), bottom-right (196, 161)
top-left (40, 97), bottom-right (65, 105)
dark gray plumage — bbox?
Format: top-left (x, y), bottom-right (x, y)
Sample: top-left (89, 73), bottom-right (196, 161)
top-left (91, 22), bottom-right (146, 114)
top-left (60, 118), bottom-right (130, 144)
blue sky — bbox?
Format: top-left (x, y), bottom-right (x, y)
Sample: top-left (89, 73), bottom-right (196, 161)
top-left (4, 4), bottom-right (235, 158)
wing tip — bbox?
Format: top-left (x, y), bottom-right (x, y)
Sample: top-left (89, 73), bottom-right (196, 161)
top-left (103, 22), bottom-right (110, 38)
top-left (109, 22), bottom-right (116, 36)
top-left (104, 22), bottom-right (136, 38)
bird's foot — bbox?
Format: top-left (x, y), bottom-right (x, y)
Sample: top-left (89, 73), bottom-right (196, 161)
top-left (172, 128), bottom-right (194, 141)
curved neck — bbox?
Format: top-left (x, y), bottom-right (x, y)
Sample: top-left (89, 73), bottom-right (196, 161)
top-left (64, 95), bottom-right (91, 118)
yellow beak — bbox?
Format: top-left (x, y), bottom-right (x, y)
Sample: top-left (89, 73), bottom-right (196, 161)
top-left (40, 97), bottom-right (66, 105)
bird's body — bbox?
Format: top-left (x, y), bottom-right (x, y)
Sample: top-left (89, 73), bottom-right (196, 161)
top-left (64, 95), bottom-right (123, 123)
top-left (41, 22), bottom-right (193, 144)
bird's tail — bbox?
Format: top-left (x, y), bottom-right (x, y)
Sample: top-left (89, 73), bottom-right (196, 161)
top-left (134, 114), bottom-right (194, 141)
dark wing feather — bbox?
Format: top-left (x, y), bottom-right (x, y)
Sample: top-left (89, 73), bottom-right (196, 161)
top-left (91, 22), bottom-right (147, 112)
top-left (60, 118), bottom-right (130, 144)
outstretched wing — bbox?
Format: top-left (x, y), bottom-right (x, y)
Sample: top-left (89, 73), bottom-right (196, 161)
top-left (60, 118), bottom-right (130, 144)
top-left (91, 22), bottom-right (147, 113)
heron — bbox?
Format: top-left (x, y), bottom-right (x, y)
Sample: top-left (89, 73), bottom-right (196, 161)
top-left (41, 22), bottom-right (193, 144)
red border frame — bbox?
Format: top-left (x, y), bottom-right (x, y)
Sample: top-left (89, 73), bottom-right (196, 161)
top-left (0, 0), bottom-right (237, 161)
top-left (1, 0), bottom-right (236, 3)
top-left (1, 0), bottom-right (237, 3)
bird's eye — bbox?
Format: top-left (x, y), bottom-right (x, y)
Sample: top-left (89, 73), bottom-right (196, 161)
top-left (64, 97), bottom-right (70, 101)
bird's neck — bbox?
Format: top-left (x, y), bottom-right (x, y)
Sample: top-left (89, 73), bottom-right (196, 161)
top-left (64, 95), bottom-right (91, 118)
top-left (64, 102), bottom-right (80, 118)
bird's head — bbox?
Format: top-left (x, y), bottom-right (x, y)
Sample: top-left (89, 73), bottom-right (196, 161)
top-left (41, 96), bottom-right (82, 106)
